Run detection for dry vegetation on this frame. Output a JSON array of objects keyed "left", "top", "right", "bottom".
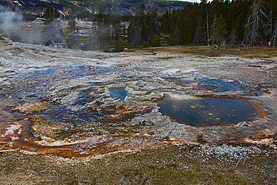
[
  {"left": 141, "top": 46, "right": 277, "bottom": 58},
  {"left": 0, "top": 144, "right": 275, "bottom": 184}
]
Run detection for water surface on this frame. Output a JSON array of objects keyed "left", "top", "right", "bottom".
[
  {"left": 158, "top": 93, "right": 257, "bottom": 127},
  {"left": 109, "top": 87, "right": 127, "bottom": 101}
]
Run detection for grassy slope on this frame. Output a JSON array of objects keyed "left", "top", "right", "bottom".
[{"left": 0, "top": 144, "right": 275, "bottom": 184}]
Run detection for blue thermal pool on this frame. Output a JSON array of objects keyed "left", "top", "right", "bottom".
[
  {"left": 158, "top": 93, "right": 257, "bottom": 127},
  {"left": 109, "top": 87, "right": 128, "bottom": 101}
]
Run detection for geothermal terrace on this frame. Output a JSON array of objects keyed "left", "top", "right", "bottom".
[{"left": 0, "top": 35, "right": 276, "bottom": 183}]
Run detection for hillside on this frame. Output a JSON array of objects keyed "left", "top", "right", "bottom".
[{"left": 0, "top": 0, "right": 191, "bottom": 16}]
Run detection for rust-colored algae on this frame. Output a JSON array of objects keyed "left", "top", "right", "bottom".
[
  {"left": 0, "top": 100, "right": 177, "bottom": 158},
  {"left": 248, "top": 99, "right": 268, "bottom": 120},
  {"left": 0, "top": 101, "right": 33, "bottom": 142},
  {"left": 218, "top": 130, "right": 276, "bottom": 149},
  {"left": 3, "top": 134, "right": 181, "bottom": 158},
  {"left": 0, "top": 95, "right": 273, "bottom": 159},
  {"left": 11, "top": 102, "right": 50, "bottom": 113}
]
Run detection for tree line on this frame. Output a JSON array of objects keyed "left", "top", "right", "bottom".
[
  {"left": 128, "top": 0, "right": 277, "bottom": 48},
  {"left": 40, "top": 0, "right": 277, "bottom": 50}
]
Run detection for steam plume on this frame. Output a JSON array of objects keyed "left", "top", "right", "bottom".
[
  {"left": 0, "top": 5, "right": 23, "bottom": 38},
  {"left": 0, "top": 5, "right": 63, "bottom": 45}
]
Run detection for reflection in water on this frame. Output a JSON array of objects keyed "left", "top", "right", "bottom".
[
  {"left": 173, "top": 78, "right": 244, "bottom": 92},
  {"left": 158, "top": 93, "right": 257, "bottom": 127},
  {"left": 109, "top": 87, "right": 127, "bottom": 100}
]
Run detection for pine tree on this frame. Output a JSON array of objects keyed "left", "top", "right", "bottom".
[
  {"left": 42, "top": 6, "right": 61, "bottom": 24},
  {"left": 147, "top": 9, "right": 159, "bottom": 44},
  {"left": 214, "top": 15, "right": 228, "bottom": 47},
  {"left": 128, "top": 17, "right": 142, "bottom": 47},
  {"left": 66, "top": 18, "right": 80, "bottom": 49},
  {"left": 194, "top": 21, "right": 203, "bottom": 45},
  {"left": 42, "top": 6, "right": 63, "bottom": 46},
  {"left": 152, "top": 34, "right": 161, "bottom": 47}
]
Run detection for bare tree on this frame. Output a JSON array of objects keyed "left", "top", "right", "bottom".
[
  {"left": 229, "top": 28, "right": 238, "bottom": 46},
  {"left": 210, "top": 16, "right": 216, "bottom": 45},
  {"left": 206, "top": 5, "right": 210, "bottom": 46},
  {"left": 272, "top": 17, "right": 277, "bottom": 47},
  {"left": 200, "top": 0, "right": 210, "bottom": 46},
  {"left": 244, "top": 0, "right": 269, "bottom": 46},
  {"left": 269, "top": 0, "right": 273, "bottom": 46}
]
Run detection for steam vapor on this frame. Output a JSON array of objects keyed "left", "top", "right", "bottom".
[
  {"left": 0, "top": 5, "right": 23, "bottom": 38},
  {"left": 0, "top": 5, "right": 63, "bottom": 45}
]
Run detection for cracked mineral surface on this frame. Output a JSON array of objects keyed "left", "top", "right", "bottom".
[{"left": 0, "top": 35, "right": 276, "bottom": 183}]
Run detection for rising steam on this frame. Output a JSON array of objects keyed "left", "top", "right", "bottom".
[
  {"left": 0, "top": 5, "right": 63, "bottom": 45},
  {"left": 0, "top": 6, "right": 23, "bottom": 38}
]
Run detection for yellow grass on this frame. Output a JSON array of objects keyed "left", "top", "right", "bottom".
[{"left": 141, "top": 45, "right": 277, "bottom": 57}]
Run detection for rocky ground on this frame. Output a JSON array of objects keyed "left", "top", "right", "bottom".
[{"left": 0, "top": 35, "right": 276, "bottom": 184}]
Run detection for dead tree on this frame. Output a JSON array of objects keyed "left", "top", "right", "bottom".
[
  {"left": 244, "top": 0, "right": 269, "bottom": 46},
  {"left": 272, "top": 17, "right": 277, "bottom": 47},
  {"left": 210, "top": 16, "right": 216, "bottom": 45}
]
